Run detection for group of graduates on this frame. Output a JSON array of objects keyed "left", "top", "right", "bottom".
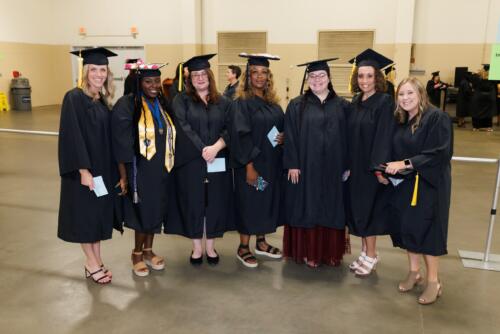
[
  {"left": 454, "top": 65, "right": 499, "bottom": 130},
  {"left": 57, "top": 47, "right": 452, "bottom": 306},
  {"left": 426, "top": 66, "right": 499, "bottom": 131}
]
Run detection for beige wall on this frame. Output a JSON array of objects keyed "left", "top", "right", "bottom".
[{"left": 0, "top": 42, "right": 72, "bottom": 108}]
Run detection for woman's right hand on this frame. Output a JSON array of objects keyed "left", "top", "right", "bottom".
[
  {"left": 79, "top": 169, "right": 94, "bottom": 191},
  {"left": 246, "top": 163, "right": 259, "bottom": 186},
  {"left": 376, "top": 174, "right": 389, "bottom": 185},
  {"left": 288, "top": 169, "right": 300, "bottom": 184}
]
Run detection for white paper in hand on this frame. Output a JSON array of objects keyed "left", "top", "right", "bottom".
[
  {"left": 207, "top": 158, "right": 226, "bottom": 173},
  {"left": 388, "top": 177, "right": 404, "bottom": 187},
  {"left": 267, "top": 126, "right": 279, "bottom": 147},
  {"left": 93, "top": 176, "right": 109, "bottom": 197}
]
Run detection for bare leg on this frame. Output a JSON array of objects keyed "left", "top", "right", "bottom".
[
  {"left": 82, "top": 243, "right": 110, "bottom": 283},
  {"left": 192, "top": 239, "right": 203, "bottom": 258},
  {"left": 91, "top": 241, "right": 111, "bottom": 278},
  {"left": 365, "top": 236, "right": 377, "bottom": 258},
  {"left": 205, "top": 238, "right": 217, "bottom": 257},
  {"left": 237, "top": 234, "right": 257, "bottom": 265},
  {"left": 423, "top": 254, "right": 439, "bottom": 283}
]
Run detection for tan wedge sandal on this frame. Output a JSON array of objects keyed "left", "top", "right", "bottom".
[
  {"left": 131, "top": 250, "right": 150, "bottom": 277},
  {"left": 398, "top": 271, "right": 424, "bottom": 292},
  {"left": 418, "top": 281, "right": 442, "bottom": 305},
  {"left": 143, "top": 248, "right": 165, "bottom": 271}
]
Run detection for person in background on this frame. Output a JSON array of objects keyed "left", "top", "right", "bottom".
[
  {"left": 282, "top": 57, "right": 349, "bottom": 268},
  {"left": 386, "top": 77, "right": 452, "bottom": 305},
  {"left": 58, "top": 47, "right": 121, "bottom": 284},
  {"left": 167, "top": 62, "right": 189, "bottom": 106},
  {"left": 456, "top": 71, "right": 473, "bottom": 128},
  {"left": 223, "top": 65, "right": 241, "bottom": 99},
  {"left": 384, "top": 65, "right": 396, "bottom": 100},
  {"left": 123, "top": 58, "right": 140, "bottom": 96},
  {"left": 471, "top": 64, "right": 496, "bottom": 131},
  {"left": 231, "top": 53, "right": 284, "bottom": 268},
  {"left": 426, "top": 71, "right": 447, "bottom": 108}
]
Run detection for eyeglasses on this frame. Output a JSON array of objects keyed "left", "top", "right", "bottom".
[
  {"left": 191, "top": 72, "right": 208, "bottom": 79},
  {"left": 308, "top": 73, "right": 328, "bottom": 80}
]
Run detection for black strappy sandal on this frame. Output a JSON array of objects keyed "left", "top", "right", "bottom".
[
  {"left": 85, "top": 267, "right": 111, "bottom": 284},
  {"left": 255, "top": 237, "right": 282, "bottom": 259},
  {"left": 236, "top": 244, "right": 258, "bottom": 268}
]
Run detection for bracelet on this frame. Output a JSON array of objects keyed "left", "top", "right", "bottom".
[{"left": 374, "top": 171, "right": 382, "bottom": 176}]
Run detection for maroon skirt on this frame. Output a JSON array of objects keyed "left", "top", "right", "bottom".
[{"left": 283, "top": 225, "right": 347, "bottom": 266}]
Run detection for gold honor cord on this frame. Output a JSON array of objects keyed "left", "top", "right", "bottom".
[
  {"left": 411, "top": 173, "right": 419, "bottom": 207},
  {"left": 163, "top": 111, "right": 176, "bottom": 172},
  {"left": 138, "top": 99, "right": 157, "bottom": 160}
]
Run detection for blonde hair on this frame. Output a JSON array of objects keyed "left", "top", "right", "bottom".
[
  {"left": 81, "top": 64, "right": 115, "bottom": 107},
  {"left": 394, "top": 77, "right": 430, "bottom": 133},
  {"left": 235, "top": 66, "right": 280, "bottom": 105}
]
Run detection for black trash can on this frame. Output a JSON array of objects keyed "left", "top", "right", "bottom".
[{"left": 11, "top": 77, "right": 32, "bottom": 111}]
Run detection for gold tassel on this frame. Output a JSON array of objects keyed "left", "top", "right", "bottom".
[
  {"left": 387, "top": 65, "right": 395, "bottom": 83},
  {"left": 411, "top": 173, "right": 419, "bottom": 206},
  {"left": 77, "top": 50, "right": 83, "bottom": 88},
  {"left": 348, "top": 58, "right": 356, "bottom": 94},
  {"left": 177, "top": 63, "right": 183, "bottom": 92}
]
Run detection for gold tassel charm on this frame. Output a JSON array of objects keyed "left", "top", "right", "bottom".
[
  {"left": 411, "top": 173, "right": 419, "bottom": 207},
  {"left": 77, "top": 50, "right": 83, "bottom": 88}
]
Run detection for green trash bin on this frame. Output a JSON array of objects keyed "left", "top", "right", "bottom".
[{"left": 11, "top": 77, "right": 32, "bottom": 111}]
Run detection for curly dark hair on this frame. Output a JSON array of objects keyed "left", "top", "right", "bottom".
[{"left": 349, "top": 65, "right": 387, "bottom": 94}]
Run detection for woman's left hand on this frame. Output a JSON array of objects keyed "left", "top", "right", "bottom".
[
  {"left": 202, "top": 145, "right": 219, "bottom": 163},
  {"left": 275, "top": 132, "right": 284, "bottom": 145},
  {"left": 116, "top": 178, "right": 128, "bottom": 196},
  {"left": 385, "top": 161, "right": 406, "bottom": 175}
]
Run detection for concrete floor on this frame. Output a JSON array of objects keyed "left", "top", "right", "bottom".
[{"left": 1, "top": 105, "right": 500, "bottom": 334}]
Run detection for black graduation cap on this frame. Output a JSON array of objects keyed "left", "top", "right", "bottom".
[
  {"left": 348, "top": 48, "right": 393, "bottom": 70},
  {"left": 126, "top": 58, "right": 140, "bottom": 64},
  {"left": 384, "top": 66, "right": 396, "bottom": 75},
  {"left": 239, "top": 53, "right": 280, "bottom": 67},
  {"left": 70, "top": 47, "right": 117, "bottom": 65},
  {"left": 137, "top": 63, "right": 167, "bottom": 78},
  {"left": 184, "top": 54, "right": 216, "bottom": 72},
  {"left": 431, "top": 71, "right": 440, "bottom": 77},
  {"left": 483, "top": 64, "right": 490, "bottom": 71},
  {"left": 297, "top": 58, "right": 339, "bottom": 94}
]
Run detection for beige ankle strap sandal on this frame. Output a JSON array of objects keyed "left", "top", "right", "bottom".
[{"left": 131, "top": 250, "right": 150, "bottom": 277}]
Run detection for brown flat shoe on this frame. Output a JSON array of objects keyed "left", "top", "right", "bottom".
[
  {"left": 398, "top": 271, "right": 424, "bottom": 292},
  {"left": 418, "top": 281, "right": 442, "bottom": 305}
]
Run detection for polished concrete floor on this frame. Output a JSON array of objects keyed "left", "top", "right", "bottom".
[{"left": 1, "top": 105, "right": 500, "bottom": 334}]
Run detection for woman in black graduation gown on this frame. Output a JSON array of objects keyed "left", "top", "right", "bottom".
[
  {"left": 112, "top": 63, "right": 175, "bottom": 276},
  {"left": 168, "top": 54, "right": 233, "bottom": 265},
  {"left": 456, "top": 72, "right": 473, "bottom": 127},
  {"left": 426, "top": 71, "right": 447, "bottom": 108},
  {"left": 345, "top": 49, "right": 396, "bottom": 276},
  {"left": 471, "top": 67, "right": 496, "bottom": 131},
  {"left": 282, "top": 58, "right": 349, "bottom": 268},
  {"left": 385, "top": 77, "right": 452, "bottom": 305},
  {"left": 58, "top": 47, "right": 120, "bottom": 284},
  {"left": 231, "top": 53, "right": 284, "bottom": 268}
]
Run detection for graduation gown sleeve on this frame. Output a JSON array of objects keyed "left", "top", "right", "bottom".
[
  {"left": 111, "top": 95, "right": 135, "bottom": 164},
  {"left": 408, "top": 110, "right": 453, "bottom": 187},
  {"left": 283, "top": 99, "right": 300, "bottom": 169},
  {"left": 369, "top": 95, "right": 395, "bottom": 169},
  {"left": 58, "top": 90, "right": 92, "bottom": 176},
  {"left": 230, "top": 99, "right": 261, "bottom": 166},
  {"left": 172, "top": 93, "right": 205, "bottom": 151}
]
